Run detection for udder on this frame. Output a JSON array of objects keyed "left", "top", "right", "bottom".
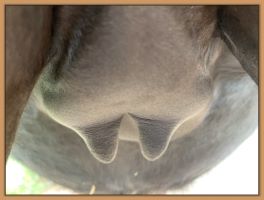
[{"left": 34, "top": 6, "right": 217, "bottom": 163}]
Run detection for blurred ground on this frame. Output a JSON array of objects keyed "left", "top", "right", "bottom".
[
  {"left": 6, "top": 129, "right": 258, "bottom": 195},
  {"left": 6, "top": 158, "right": 76, "bottom": 194}
]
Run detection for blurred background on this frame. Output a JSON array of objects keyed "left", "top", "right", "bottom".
[
  {"left": 6, "top": 129, "right": 258, "bottom": 195},
  {"left": 6, "top": 157, "right": 76, "bottom": 194}
]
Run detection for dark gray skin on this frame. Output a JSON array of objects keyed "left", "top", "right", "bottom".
[
  {"left": 7, "top": 6, "right": 258, "bottom": 194},
  {"left": 5, "top": 6, "right": 52, "bottom": 160}
]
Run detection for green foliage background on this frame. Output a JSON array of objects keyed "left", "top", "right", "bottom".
[{"left": 6, "top": 157, "right": 54, "bottom": 194}]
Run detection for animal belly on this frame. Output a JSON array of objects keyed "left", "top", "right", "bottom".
[{"left": 11, "top": 73, "right": 257, "bottom": 194}]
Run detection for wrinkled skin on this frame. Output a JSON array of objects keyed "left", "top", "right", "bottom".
[{"left": 7, "top": 6, "right": 258, "bottom": 194}]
